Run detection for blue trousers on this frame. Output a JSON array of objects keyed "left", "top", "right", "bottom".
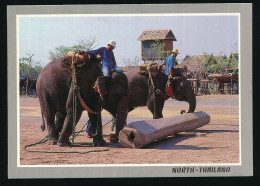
[
  {"left": 86, "top": 113, "right": 92, "bottom": 134},
  {"left": 102, "top": 65, "right": 123, "bottom": 77}
]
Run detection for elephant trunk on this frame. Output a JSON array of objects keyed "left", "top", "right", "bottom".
[
  {"left": 108, "top": 95, "right": 129, "bottom": 143},
  {"left": 187, "top": 91, "right": 196, "bottom": 113}
]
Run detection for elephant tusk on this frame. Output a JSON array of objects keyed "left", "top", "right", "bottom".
[
  {"left": 78, "top": 97, "right": 99, "bottom": 114},
  {"left": 75, "top": 87, "right": 99, "bottom": 114}
]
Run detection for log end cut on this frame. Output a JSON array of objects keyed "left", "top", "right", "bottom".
[{"left": 119, "top": 127, "right": 146, "bottom": 149}]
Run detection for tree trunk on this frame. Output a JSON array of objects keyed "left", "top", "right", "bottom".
[
  {"left": 119, "top": 111, "right": 210, "bottom": 148},
  {"left": 25, "top": 78, "right": 29, "bottom": 95}
]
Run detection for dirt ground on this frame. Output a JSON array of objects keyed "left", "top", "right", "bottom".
[{"left": 20, "top": 95, "right": 239, "bottom": 165}]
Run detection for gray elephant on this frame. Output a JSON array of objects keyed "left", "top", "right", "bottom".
[
  {"left": 125, "top": 67, "right": 196, "bottom": 119},
  {"left": 37, "top": 54, "right": 108, "bottom": 147}
]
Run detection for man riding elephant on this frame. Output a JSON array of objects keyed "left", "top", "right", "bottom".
[
  {"left": 87, "top": 40, "right": 123, "bottom": 76},
  {"left": 162, "top": 48, "right": 179, "bottom": 78},
  {"left": 85, "top": 40, "right": 125, "bottom": 138}
]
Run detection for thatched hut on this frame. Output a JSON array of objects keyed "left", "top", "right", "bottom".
[
  {"left": 138, "top": 29, "right": 177, "bottom": 61},
  {"left": 177, "top": 55, "right": 210, "bottom": 79},
  {"left": 177, "top": 55, "right": 239, "bottom": 95},
  {"left": 208, "top": 73, "right": 238, "bottom": 94}
]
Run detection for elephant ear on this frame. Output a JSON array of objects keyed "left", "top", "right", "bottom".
[
  {"left": 99, "top": 76, "right": 113, "bottom": 89},
  {"left": 104, "top": 76, "right": 113, "bottom": 89}
]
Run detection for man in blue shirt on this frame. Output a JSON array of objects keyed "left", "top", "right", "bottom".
[
  {"left": 162, "top": 48, "right": 179, "bottom": 78},
  {"left": 88, "top": 40, "right": 123, "bottom": 77}
]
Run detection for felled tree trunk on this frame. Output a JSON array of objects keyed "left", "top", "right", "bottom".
[{"left": 119, "top": 111, "right": 210, "bottom": 148}]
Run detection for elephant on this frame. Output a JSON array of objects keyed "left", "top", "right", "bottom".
[
  {"left": 125, "top": 67, "right": 196, "bottom": 119},
  {"left": 36, "top": 54, "right": 108, "bottom": 147},
  {"left": 92, "top": 71, "right": 128, "bottom": 143}
]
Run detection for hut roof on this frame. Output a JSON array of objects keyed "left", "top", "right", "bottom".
[
  {"left": 138, "top": 29, "right": 177, "bottom": 41},
  {"left": 176, "top": 55, "right": 210, "bottom": 73},
  {"left": 208, "top": 73, "right": 238, "bottom": 82}
]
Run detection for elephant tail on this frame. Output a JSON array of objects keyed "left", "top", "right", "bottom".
[
  {"left": 187, "top": 91, "right": 196, "bottom": 113},
  {"left": 40, "top": 109, "right": 46, "bottom": 131}
]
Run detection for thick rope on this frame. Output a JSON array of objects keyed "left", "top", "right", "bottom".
[
  {"left": 71, "top": 54, "right": 78, "bottom": 147},
  {"left": 24, "top": 119, "right": 113, "bottom": 154},
  {"left": 147, "top": 67, "right": 157, "bottom": 119}
]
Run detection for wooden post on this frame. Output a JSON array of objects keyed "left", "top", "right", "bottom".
[
  {"left": 231, "top": 78, "right": 233, "bottom": 95},
  {"left": 194, "top": 80, "right": 198, "bottom": 95},
  {"left": 119, "top": 111, "right": 210, "bottom": 148}
]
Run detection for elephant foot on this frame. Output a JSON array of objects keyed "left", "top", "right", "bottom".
[
  {"left": 108, "top": 134, "right": 119, "bottom": 143},
  {"left": 57, "top": 139, "right": 71, "bottom": 147},
  {"left": 92, "top": 138, "right": 106, "bottom": 147},
  {"left": 48, "top": 139, "right": 58, "bottom": 145},
  {"left": 47, "top": 136, "right": 58, "bottom": 145}
]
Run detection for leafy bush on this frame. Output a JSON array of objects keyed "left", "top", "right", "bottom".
[{"left": 208, "top": 88, "right": 218, "bottom": 95}]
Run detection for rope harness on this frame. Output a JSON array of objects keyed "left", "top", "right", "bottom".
[
  {"left": 71, "top": 54, "right": 78, "bottom": 147},
  {"left": 24, "top": 52, "right": 109, "bottom": 154},
  {"left": 147, "top": 66, "right": 158, "bottom": 119},
  {"left": 24, "top": 119, "right": 112, "bottom": 154}
]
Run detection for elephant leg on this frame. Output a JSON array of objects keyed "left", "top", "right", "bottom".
[
  {"left": 58, "top": 85, "right": 83, "bottom": 147},
  {"left": 89, "top": 111, "right": 106, "bottom": 147},
  {"left": 38, "top": 92, "right": 58, "bottom": 144},
  {"left": 108, "top": 95, "right": 128, "bottom": 143},
  {"left": 115, "top": 95, "right": 128, "bottom": 141},
  {"left": 46, "top": 114, "right": 59, "bottom": 145},
  {"left": 147, "top": 94, "right": 164, "bottom": 119},
  {"left": 55, "top": 111, "right": 66, "bottom": 134},
  {"left": 58, "top": 106, "right": 83, "bottom": 147}
]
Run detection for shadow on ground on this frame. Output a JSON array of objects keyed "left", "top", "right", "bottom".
[
  {"left": 61, "top": 129, "right": 238, "bottom": 150},
  {"left": 142, "top": 129, "right": 237, "bottom": 150}
]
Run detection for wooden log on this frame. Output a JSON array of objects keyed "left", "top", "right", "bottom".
[{"left": 119, "top": 111, "right": 210, "bottom": 148}]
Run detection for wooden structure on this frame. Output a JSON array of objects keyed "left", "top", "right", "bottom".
[
  {"left": 119, "top": 111, "right": 210, "bottom": 148},
  {"left": 198, "top": 79, "right": 209, "bottom": 95},
  {"left": 138, "top": 29, "right": 177, "bottom": 61},
  {"left": 208, "top": 73, "right": 238, "bottom": 94},
  {"left": 187, "top": 79, "right": 199, "bottom": 95}
]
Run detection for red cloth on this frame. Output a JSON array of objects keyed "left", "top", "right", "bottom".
[{"left": 165, "top": 86, "right": 173, "bottom": 97}]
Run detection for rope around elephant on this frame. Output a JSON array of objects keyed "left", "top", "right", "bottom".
[
  {"left": 24, "top": 52, "right": 109, "bottom": 154},
  {"left": 147, "top": 66, "right": 158, "bottom": 119},
  {"left": 24, "top": 119, "right": 112, "bottom": 154}
]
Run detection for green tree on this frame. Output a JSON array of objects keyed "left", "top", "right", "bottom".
[
  {"left": 19, "top": 53, "right": 42, "bottom": 95},
  {"left": 34, "top": 65, "right": 43, "bottom": 77},
  {"left": 205, "top": 53, "right": 238, "bottom": 74},
  {"left": 150, "top": 39, "right": 171, "bottom": 62},
  {"left": 48, "top": 36, "right": 97, "bottom": 61}
]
